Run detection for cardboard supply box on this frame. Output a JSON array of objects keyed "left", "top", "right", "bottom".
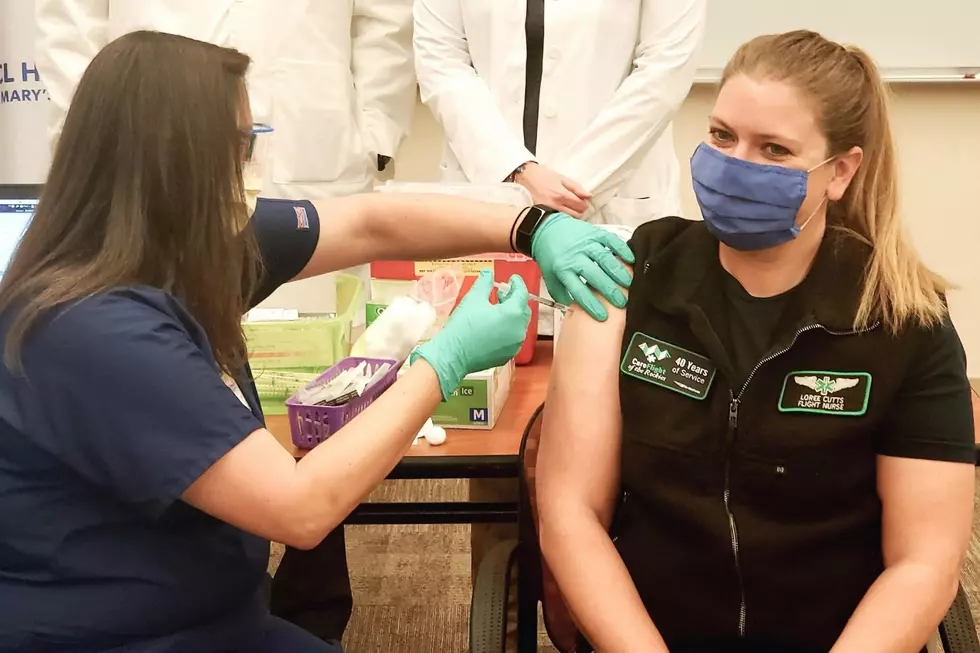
[
  {"left": 399, "top": 358, "right": 515, "bottom": 430},
  {"left": 370, "top": 256, "right": 542, "bottom": 364},
  {"left": 245, "top": 274, "right": 363, "bottom": 415}
]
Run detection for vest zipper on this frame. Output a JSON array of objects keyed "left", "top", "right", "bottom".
[
  {"left": 722, "top": 320, "right": 879, "bottom": 637},
  {"left": 723, "top": 398, "right": 746, "bottom": 635}
]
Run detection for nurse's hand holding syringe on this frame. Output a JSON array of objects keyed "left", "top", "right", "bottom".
[{"left": 494, "top": 281, "right": 568, "bottom": 313}]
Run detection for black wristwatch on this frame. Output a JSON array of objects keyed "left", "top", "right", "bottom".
[{"left": 512, "top": 204, "right": 559, "bottom": 256}]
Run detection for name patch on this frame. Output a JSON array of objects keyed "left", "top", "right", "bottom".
[
  {"left": 620, "top": 332, "right": 716, "bottom": 401},
  {"left": 778, "top": 371, "right": 872, "bottom": 416}
]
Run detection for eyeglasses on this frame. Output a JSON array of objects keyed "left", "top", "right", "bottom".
[{"left": 244, "top": 123, "right": 274, "bottom": 162}]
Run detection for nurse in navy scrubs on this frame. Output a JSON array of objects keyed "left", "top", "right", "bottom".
[{"left": 0, "top": 32, "right": 633, "bottom": 653}]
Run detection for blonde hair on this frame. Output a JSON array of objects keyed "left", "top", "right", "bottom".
[{"left": 721, "top": 30, "right": 948, "bottom": 333}]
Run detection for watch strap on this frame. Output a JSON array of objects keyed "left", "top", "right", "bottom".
[{"left": 514, "top": 205, "right": 558, "bottom": 256}]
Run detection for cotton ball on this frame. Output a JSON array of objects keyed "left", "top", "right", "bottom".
[
  {"left": 413, "top": 418, "right": 434, "bottom": 446},
  {"left": 423, "top": 425, "right": 447, "bottom": 446}
]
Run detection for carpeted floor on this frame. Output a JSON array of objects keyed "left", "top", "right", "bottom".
[
  {"left": 342, "top": 479, "right": 475, "bottom": 653},
  {"left": 269, "top": 477, "right": 556, "bottom": 653},
  {"left": 272, "top": 461, "right": 980, "bottom": 652}
]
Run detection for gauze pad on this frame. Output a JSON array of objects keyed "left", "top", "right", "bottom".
[{"left": 350, "top": 296, "right": 437, "bottom": 362}]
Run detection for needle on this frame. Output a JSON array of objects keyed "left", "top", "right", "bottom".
[{"left": 494, "top": 281, "right": 568, "bottom": 313}]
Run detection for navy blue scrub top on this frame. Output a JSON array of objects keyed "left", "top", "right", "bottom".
[{"left": 0, "top": 198, "right": 320, "bottom": 652}]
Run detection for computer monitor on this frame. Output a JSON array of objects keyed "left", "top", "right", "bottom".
[{"left": 0, "top": 194, "right": 38, "bottom": 282}]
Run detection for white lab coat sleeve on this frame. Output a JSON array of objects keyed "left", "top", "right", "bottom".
[
  {"left": 556, "top": 0, "right": 706, "bottom": 210},
  {"left": 413, "top": 0, "right": 535, "bottom": 183},
  {"left": 351, "top": 0, "right": 418, "bottom": 161},
  {"left": 34, "top": 0, "right": 110, "bottom": 150}
]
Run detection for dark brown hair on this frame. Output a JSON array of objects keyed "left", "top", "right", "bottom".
[
  {"left": 0, "top": 31, "right": 261, "bottom": 374},
  {"left": 722, "top": 30, "right": 947, "bottom": 332}
]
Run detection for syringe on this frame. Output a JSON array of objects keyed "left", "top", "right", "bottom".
[{"left": 494, "top": 281, "right": 568, "bottom": 313}]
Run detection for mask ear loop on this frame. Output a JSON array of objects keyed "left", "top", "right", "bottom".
[
  {"left": 806, "top": 155, "right": 836, "bottom": 173},
  {"left": 798, "top": 155, "right": 838, "bottom": 231},
  {"left": 798, "top": 195, "right": 828, "bottom": 231}
]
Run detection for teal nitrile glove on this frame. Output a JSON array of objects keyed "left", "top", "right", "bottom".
[
  {"left": 411, "top": 270, "right": 531, "bottom": 400},
  {"left": 530, "top": 213, "right": 635, "bottom": 321}
]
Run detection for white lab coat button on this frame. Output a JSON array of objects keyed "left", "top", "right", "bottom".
[
  {"left": 543, "top": 105, "right": 557, "bottom": 118},
  {"left": 548, "top": 47, "right": 561, "bottom": 61}
]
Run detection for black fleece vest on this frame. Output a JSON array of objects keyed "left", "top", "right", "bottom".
[{"left": 614, "top": 218, "right": 921, "bottom": 652}]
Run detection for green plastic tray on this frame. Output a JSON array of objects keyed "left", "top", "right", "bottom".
[{"left": 245, "top": 274, "right": 363, "bottom": 415}]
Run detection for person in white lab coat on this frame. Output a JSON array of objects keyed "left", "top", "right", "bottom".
[
  {"left": 37, "top": 0, "right": 415, "bottom": 200},
  {"left": 414, "top": 0, "right": 706, "bottom": 228},
  {"left": 34, "top": 0, "right": 417, "bottom": 645},
  {"left": 35, "top": 0, "right": 415, "bottom": 321},
  {"left": 414, "top": 0, "right": 705, "bottom": 337}
]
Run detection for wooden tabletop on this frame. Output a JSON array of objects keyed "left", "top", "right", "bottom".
[{"left": 268, "top": 342, "right": 553, "bottom": 459}]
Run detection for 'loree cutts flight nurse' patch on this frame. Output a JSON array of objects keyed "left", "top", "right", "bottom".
[{"left": 778, "top": 371, "right": 872, "bottom": 416}]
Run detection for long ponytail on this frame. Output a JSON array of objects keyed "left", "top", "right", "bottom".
[{"left": 840, "top": 47, "right": 948, "bottom": 331}]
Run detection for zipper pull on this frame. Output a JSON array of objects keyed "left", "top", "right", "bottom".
[{"left": 728, "top": 398, "right": 739, "bottom": 429}]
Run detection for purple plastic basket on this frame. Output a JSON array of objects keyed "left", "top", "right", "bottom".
[{"left": 286, "top": 357, "right": 400, "bottom": 449}]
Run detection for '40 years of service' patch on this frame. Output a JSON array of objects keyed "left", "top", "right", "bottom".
[
  {"left": 620, "top": 332, "right": 716, "bottom": 400},
  {"left": 778, "top": 371, "right": 872, "bottom": 416}
]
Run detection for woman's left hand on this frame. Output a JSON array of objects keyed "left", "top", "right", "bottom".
[{"left": 531, "top": 212, "right": 634, "bottom": 321}]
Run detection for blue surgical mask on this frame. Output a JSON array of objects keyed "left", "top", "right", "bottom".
[{"left": 691, "top": 143, "right": 832, "bottom": 251}]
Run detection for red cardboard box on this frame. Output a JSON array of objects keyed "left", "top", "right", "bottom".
[{"left": 370, "top": 254, "right": 541, "bottom": 365}]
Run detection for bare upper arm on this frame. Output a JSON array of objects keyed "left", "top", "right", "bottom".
[
  {"left": 877, "top": 455, "right": 974, "bottom": 571},
  {"left": 875, "top": 322, "right": 976, "bottom": 571},
  {"left": 290, "top": 196, "right": 375, "bottom": 280},
  {"left": 182, "top": 428, "right": 310, "bottom": 547},
  {"left": 537, "top": 291, "right": 628, "bottom": 529}
]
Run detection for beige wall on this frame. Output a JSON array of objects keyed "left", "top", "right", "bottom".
[{"left": 394, "top": 85, "right": 980, "bottom": 377}]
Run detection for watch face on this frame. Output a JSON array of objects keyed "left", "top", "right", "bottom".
[
  {"left": 519, "top": 207, "right": 544, "bottom": 234},
  {"left": 515, "top": 206, "right": 548, "bottom": 255}
]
